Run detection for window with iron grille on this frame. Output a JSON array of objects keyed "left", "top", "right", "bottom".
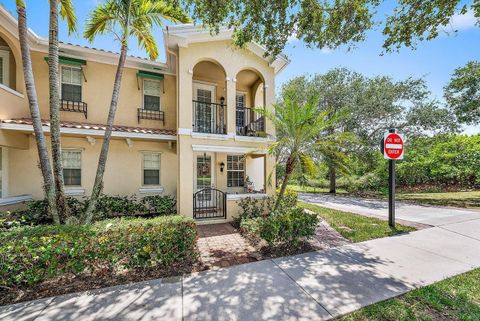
[
  {"left": 143, "top": 79, "right": 161, "bottom": 111},
  {"left": 61, "top": 66, "right": 82, "bottom": 102},
  {"left": 143, "top": 153, "right": 161, "bottom": 185},
  {"left": 62, "top": 150, "right": 81, "bottom": 186},
  {"left": 227, "top": 155, "right": 245, "bottom": 187}
]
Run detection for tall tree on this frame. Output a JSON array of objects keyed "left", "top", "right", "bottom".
[
  {"left": 444, "top": 61, "right": 480, "bottom": 126},
  {"left": 259, "top": 94, "right": 338, "bottom": 210},
  {"left": 280, "top": 70, "right": 457, "bottom": 193},
  {"left": 82, "top": 0, "right": 190, "bottom": 224},
  {"left": 382, "top": 0, "right": 479, "bottom": 52},
  {"left": 48, "top": 0, "right": 77, "bottom": 222},
  {"left": 16, "top": 0, "right": 59, "bottom": 223}
]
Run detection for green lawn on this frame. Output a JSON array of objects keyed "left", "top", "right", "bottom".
[
  {"left": 288, "top": 184, "right": 347, "bottom": 194},
  {"left": 299, "top": 202, "right": 415, "bottom": 243},
  {"left": 397, "top": 191, "right": 480, "bottom": 208},
  {"left": 340, "top": 268, "right": 480, "bottom": 321}
]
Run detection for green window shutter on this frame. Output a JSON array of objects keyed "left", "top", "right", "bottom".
[
  {"left": 44, "top": 56, "right": 87, "bottom": 66},
  {"left": 137, "top": 70, "right": 164, "bottom": 80}
]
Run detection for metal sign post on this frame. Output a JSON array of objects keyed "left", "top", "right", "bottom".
[{"left": 382, "top": 129, "right": 405, "bottom": 228}]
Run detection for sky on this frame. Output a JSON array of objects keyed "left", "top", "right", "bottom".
[{"left": 2, "top": 0, "right": 479, "bottom": 133}]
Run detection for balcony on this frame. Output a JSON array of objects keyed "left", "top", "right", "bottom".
[
  {"left": 60, "top": 100, "right": 87, "bottom": 118},
  {"left": 236, "top": 107, "right": 265, "bottom": 136},
  {"left": 192, "top": 100, "right": 226, "bottom": 135},
  {"left": 137, "top": 108, "right": 165, "bottom": 125}
]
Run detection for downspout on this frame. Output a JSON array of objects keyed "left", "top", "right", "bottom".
[{"left": 165, "top": 26, "right": 181, "bottom": 212}]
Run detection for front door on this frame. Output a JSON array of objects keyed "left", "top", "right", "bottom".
[
  {"left": 193, "top": 83, "right": 215, "bottom": 133},
  {"left": 195, "top": 152, "right": 214, "bottom": 196}
]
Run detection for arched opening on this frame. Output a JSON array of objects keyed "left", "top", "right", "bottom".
[
  {"left": 235, "top": 69, "right": 265, "bottom": 136},
  {"left": 192, "top": 60, "right": 227, "bottom": 134},
  {"left": 0, "top": 35, "right": 17, "bottom": 91}
]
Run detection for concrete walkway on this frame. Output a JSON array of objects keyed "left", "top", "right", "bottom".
[
  {"left": 2, "top": 218, "right": 480, "bottom": 321},
  {"left": 300, "top": 193, "right": 480, "bottom": 226}
]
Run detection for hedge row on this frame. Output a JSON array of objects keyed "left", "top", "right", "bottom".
[{"left": 0, "top": 215, "right": 197, "bottom": 287}]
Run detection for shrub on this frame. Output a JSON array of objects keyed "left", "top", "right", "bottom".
[
  {"left": 93, "top": 195, "right": 145, "bottom": 219},
  {"left": 240, "top": 207, "right": 319, "bottom": 248},
  {"left": 0, "top": 215, "right": 197, "bottom": 287},
  {"left": 141, "top": 195, "right": 177, "bottom": 215}
]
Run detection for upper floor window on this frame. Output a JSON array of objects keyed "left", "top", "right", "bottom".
[
  {"left": 62, "top": 150, "right": 82, "bottom": 186},
  {"left": 143, "top": 79, "right": 161, "bottom": 111},
  {"left": 143, "top": 152, "right": 161, "bottom": 185},
  {"left": 227, "top": 155, "right": 245, "bottom": 188},
  {"left": 61, "top": 66, "right": 82, "bottom": 102},
  {"left": 0, "top": 49, "right": 10, "bottom": 87}
]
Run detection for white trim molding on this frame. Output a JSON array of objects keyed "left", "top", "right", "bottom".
[
  {"left": 192, "top": 144, "right": 266, "bottom": 154},
  {"left": 234, "top": 135, "right": 274, "bottom": 143},
  {"left": 191, "top": 132, "right": 231, "bottom": 140},
  {"left": 0, "top": 194, "right": 32, "bottom": 206},
  {"left": 0, "top": 123, "right": 177, "bottom": 141},
  {"left": 0, "top": 83, "right": 24, "bottom": 98},
  {"left": 65, "top": 187, "right": 85, "bottom": 196},
  {"left": 139, "top": 186, "right": 164, "bottom": 194},
  {"left": 226, "top": 193, "right": 268, "bottom": 201}
]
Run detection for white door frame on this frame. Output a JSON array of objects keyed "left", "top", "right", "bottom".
[
  {"left": 193, "top": 152, "right": 216, "bottom": 192},
  {"left": 0, "top": 49, "right": 10, "bottom": 87}
]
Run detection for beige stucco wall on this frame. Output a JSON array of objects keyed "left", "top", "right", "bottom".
[
  {"left": 29, "top": 51, "right": 177, "bottom": 130},
  {"left": 7, "top": 134, "right": 177, "bottom": 199}
]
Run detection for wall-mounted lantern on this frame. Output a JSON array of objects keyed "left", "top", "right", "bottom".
[
  {"left": 220, "top": 96, "right": 225, "bottom": 106},
  {"left": 220, "top": 162, "right": 225, "bottom": 172}
]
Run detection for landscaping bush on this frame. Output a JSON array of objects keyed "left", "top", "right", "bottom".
[
  {"left": 3, "top": 194, "right": 178, "bottom": 227},
  {"left": 240, "top": 207, "right": 319, "bottom": 248},
  {"left": 0, "top": 215, "right": 197, "bottom": 287},
  {"left": 141, "top": 195, "right": 177, "bottom": 215}
]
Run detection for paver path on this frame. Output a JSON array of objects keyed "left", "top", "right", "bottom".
[
  {"left": 2, "top": 218, "right": 480, "bottom": 321},
  {"left": 300, "top": 193, "right": 480, "bottom": 226}
]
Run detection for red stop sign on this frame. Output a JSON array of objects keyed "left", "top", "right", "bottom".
[{"left": 384, "top": 133, "right": 404, "bottom": 160}]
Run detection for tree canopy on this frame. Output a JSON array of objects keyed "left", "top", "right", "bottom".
[{"left": 444, "top": 61, "right": 480, "bottom": 125}]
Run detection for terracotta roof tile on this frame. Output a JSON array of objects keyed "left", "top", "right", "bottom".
[{"left": 2, "top": 118, "right": 176, "bottom": 136}]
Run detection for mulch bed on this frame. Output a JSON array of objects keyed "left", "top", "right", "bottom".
[{"left": 0, "top": 261, "right": 199, "bottom": 306}]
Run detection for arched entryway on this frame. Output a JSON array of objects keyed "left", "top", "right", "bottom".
[
  {"left": 235, "top": 68, "right": 266, "bottom": 136},
  {"left": 192, "top": 60, "right": 227, "bottom": 134}
]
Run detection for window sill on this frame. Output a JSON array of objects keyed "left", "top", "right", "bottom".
[
  {"left": 65, "top": 187, "right": 85, "bottom": 196},
  {"left": 226, "top": 193, "right": 268, "bottom": 201},
  {"left": 0, "top": 195, "right": 32, "bottom": 206},
  {"left": 139, "top": 186, "right": 164, "bottom": 194}
]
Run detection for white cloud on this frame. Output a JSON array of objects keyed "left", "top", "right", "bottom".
[
  {"left": 287, "top": 32, "right": 298, "bottom": 43},
  {"left": 448, "top": 9, "right": 477, "bottom": 31}
]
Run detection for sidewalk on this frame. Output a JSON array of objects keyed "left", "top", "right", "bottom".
[{"left": 2, "top": 218, "right": 480, "bottom": 321}]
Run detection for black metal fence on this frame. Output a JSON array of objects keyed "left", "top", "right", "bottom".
[
  {"left": 236, "top": 107, "right": 265, "bottom": 136},
  {"left": 192, "top": 100, "right": 226, "bottom": 134},
  {"left": 138, "top": 108, "right": 165, "bottom": 125},
  {"left": 60, "top": 100, "right": 88, "bottom": 118},
  {"left": 193, "top": 188, "right": 227, "bottom": 220}
]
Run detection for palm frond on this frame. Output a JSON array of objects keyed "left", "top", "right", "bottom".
[{"left": 59, "top": 0, "right": 77, "bottom": 34}]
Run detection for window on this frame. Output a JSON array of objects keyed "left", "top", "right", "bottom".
[
  {"left": 227, "top": 155, "right": 245, "bottom": 187},
  {"left": 143, "top": 79, "right": 161, "bottom": 111},
  {"left": 61, "top": 66, "right": 82, "bottom": 102},
  {"left": 62, "top": 150, "right": 81, "bottom": 186},
  {"left": 0, "top": 50, "right": 10, "bottom": 87},
  {"left": 143, "top": 153, "right": 160, "bottom": 185},
  {"left": 236, "top": 93, "right": 246, "bottom": 128}
]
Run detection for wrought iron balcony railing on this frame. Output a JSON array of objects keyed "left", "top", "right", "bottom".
[
  {"left": 192, "top": 100, "right": 226, "bottom": 134},
  {"left": 60, "top": 100, "right": 87, "bottom": 118},
  {"left": 236, "top": 107, "right": 265, "bottom": 136},
  {"left": 137, "top": 108, "right": 165, "bottom": 125}
]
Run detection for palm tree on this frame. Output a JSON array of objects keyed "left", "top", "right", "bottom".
[
  {"left": 16, "top": 1, "right": 59, "bottom": 223},
  {"left": 48, "top": 0, "right": 77, "bottom": 221},
  {"left": 82, "top": 0, "right": 191, "bottom": 224},
  {"left": 259, "top": 94, "right": 339, "bottom": 210}
]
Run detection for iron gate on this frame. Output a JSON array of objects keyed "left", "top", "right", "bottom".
[{"left": 193, "top": 188, "right": 227, "bottom": 219}]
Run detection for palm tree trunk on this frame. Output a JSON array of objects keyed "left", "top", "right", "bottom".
[
  {"left": 17, "top": 4, "right": 60, "bottom": 224},
  {"left": 275, "top": 154, "right": 296, "bottom": 211},
  {"left": 49, "top": 0, "right": 69, "bottom": 222},
  {"left": 83, "top": 44, "right": 128, "bottom": 224},
  {"left": 328, "top": 165, "right": 336, "bottom": 194}
]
